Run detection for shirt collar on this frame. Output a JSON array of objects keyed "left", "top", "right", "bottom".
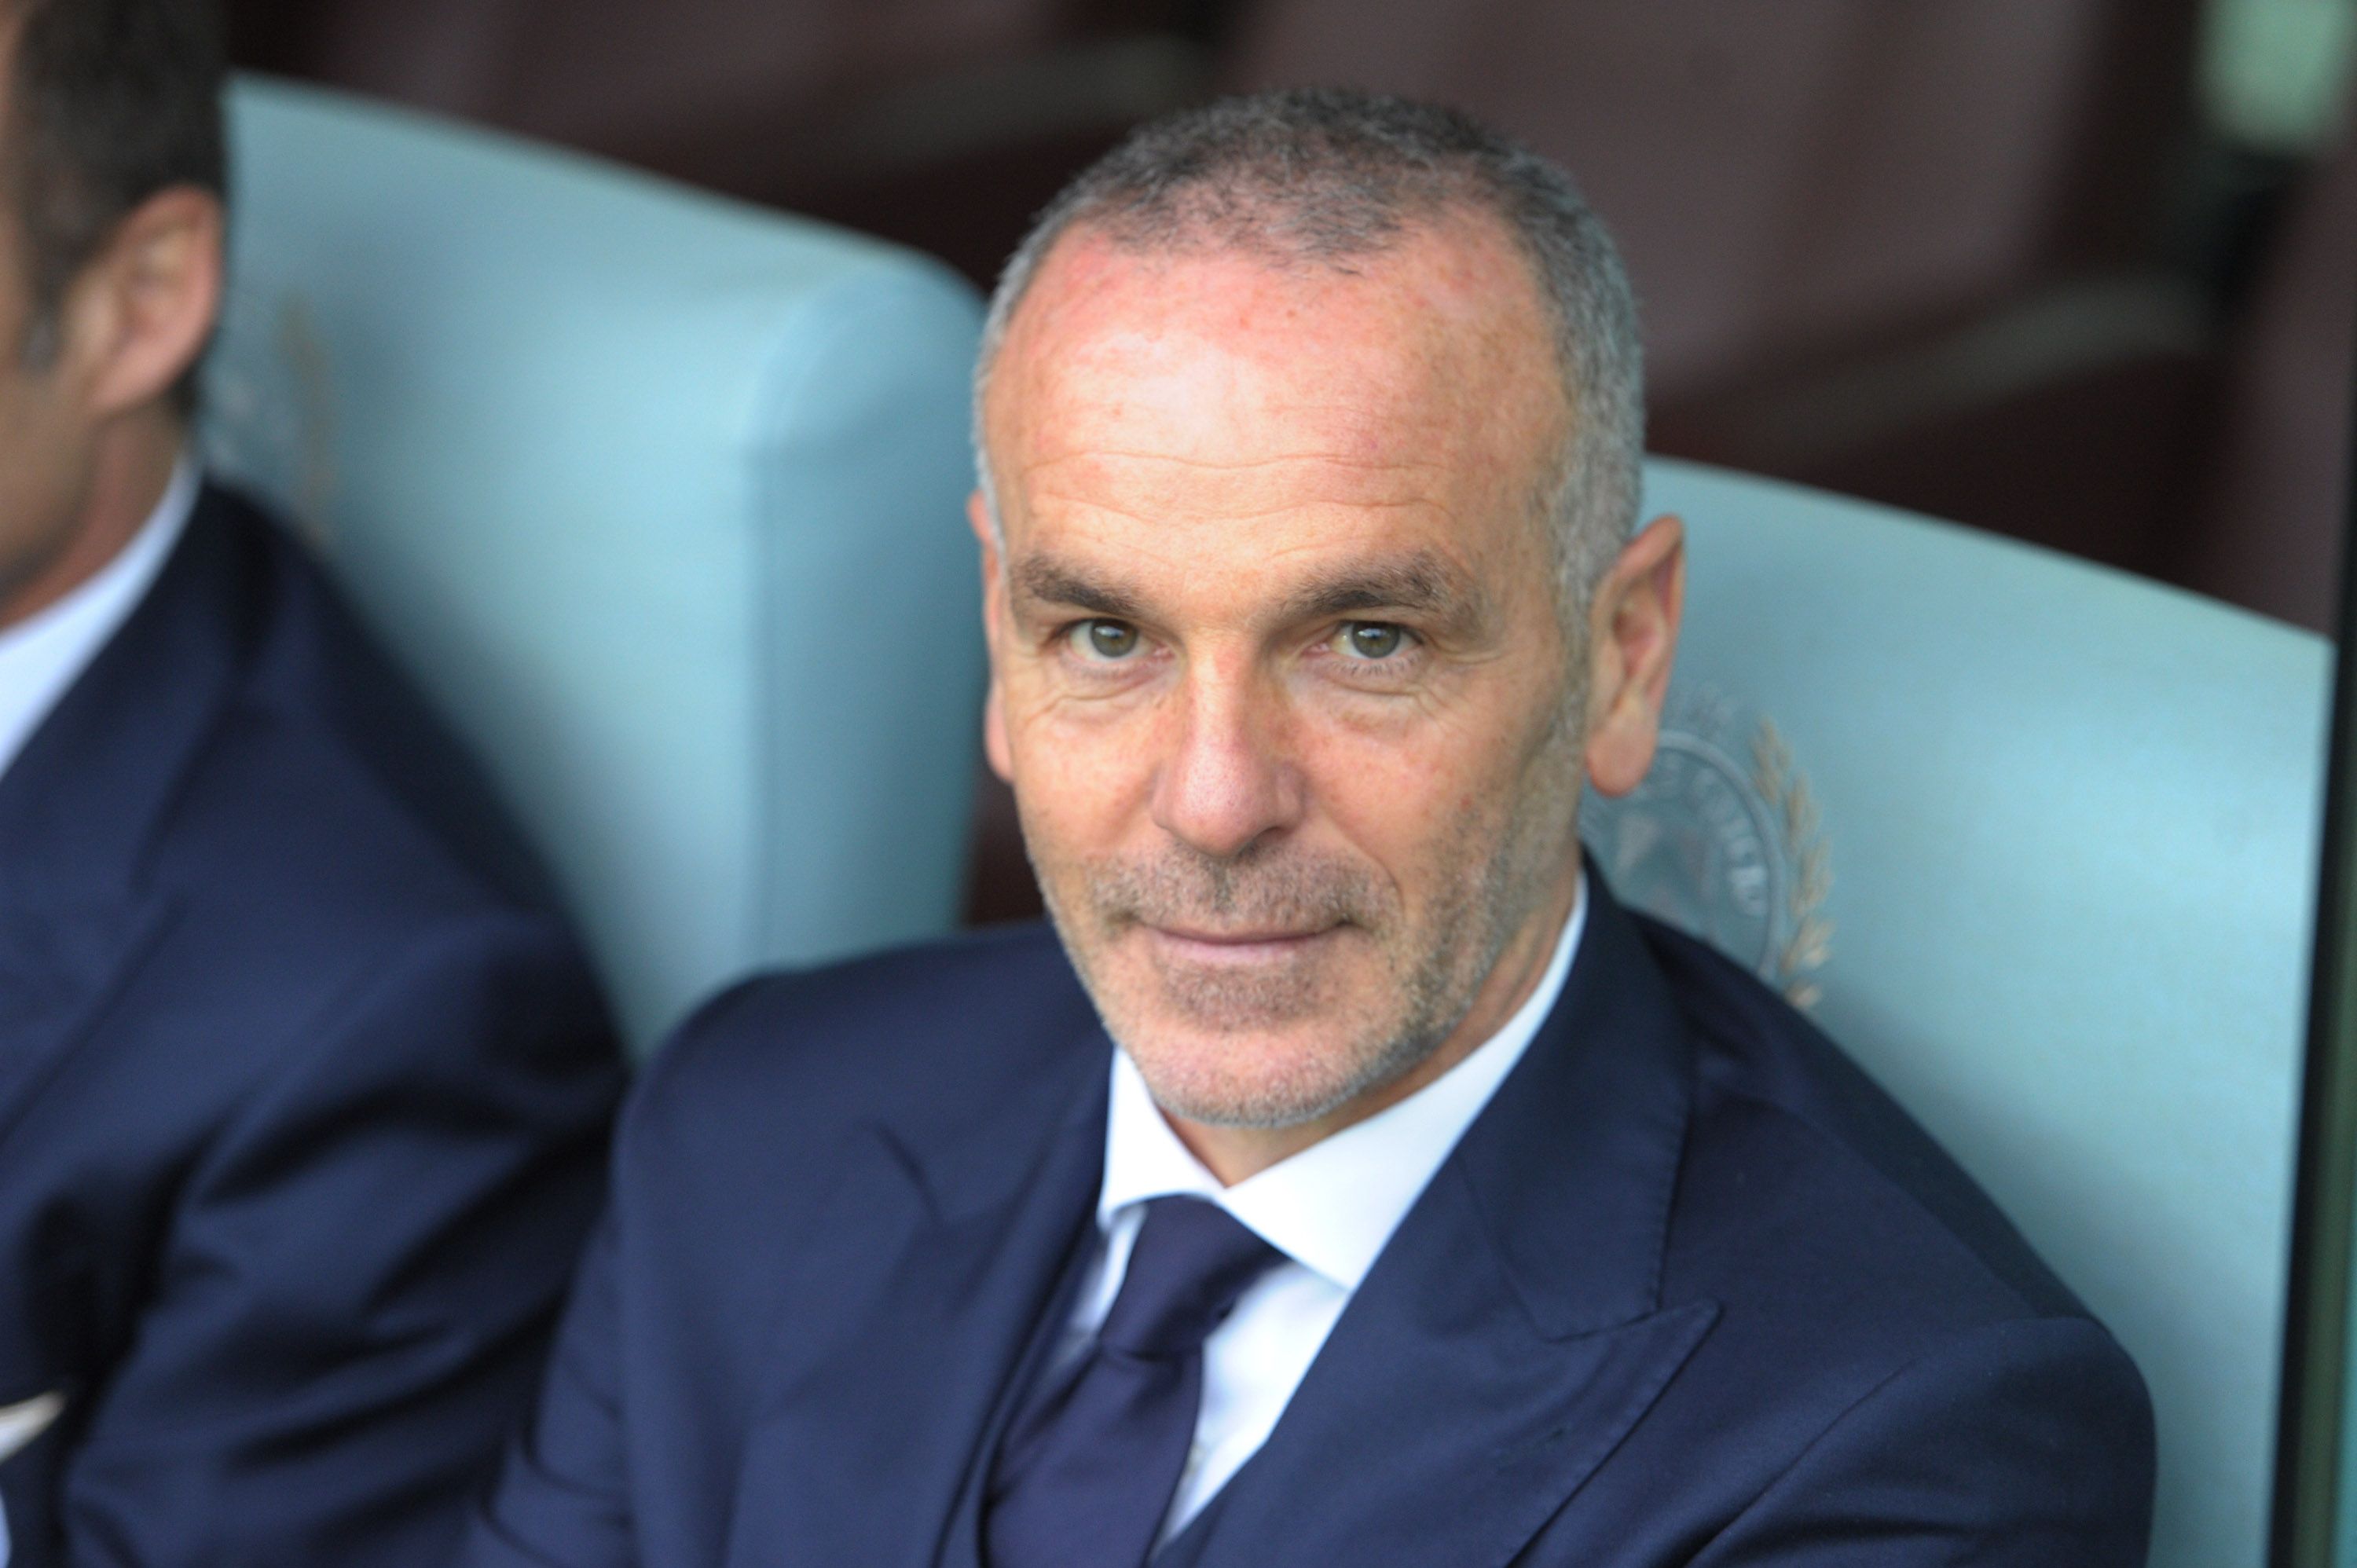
[
  {"left": 0, "top": 450, "right": 200, "bottom": 782},
  {"left": 1098, "top": 873, "right": 1589, "bottom": 1291}
]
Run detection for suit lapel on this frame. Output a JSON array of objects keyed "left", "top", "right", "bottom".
[
  {"left": 723, "top": 1029, "right": 1110, "bottom": 1568},
  {"left": 1164, "top": 1183, "right": 1717, "bottom": 1568},
  {"left": 0, "top": 900, "right": 177, "bottom": 1147},
  {"left": 0, "top": 486, "right": 248, "bottom": 1141},
  {"left": 1168, "top": 879, "right": 1718, "bottom": 1568}
]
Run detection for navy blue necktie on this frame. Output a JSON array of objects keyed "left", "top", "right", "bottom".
[{"left": 985, "top": 1196, "right": 1281, "bottom": 1567}]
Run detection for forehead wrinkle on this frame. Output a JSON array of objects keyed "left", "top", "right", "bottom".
[
  {"left": 1020, "top": 486, "right": 1461, "bottom": 533},
  {"left": 1012, "top": 449, "right": 1461, "bottom": 529},
  {"left": 1025, "top": 447, "right": 1454, "bottom": 477},
  {"left": 1013, "top": 364, "right": 1465, "bottom": 442}
]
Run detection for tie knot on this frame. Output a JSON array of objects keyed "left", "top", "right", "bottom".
[{"left": 1098, "top": 1196, "right": 1280, "bottom": 1360}]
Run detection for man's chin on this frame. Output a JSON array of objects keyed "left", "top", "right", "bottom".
[
  {"left": 1111, "top": 1007, "right": 1410, "bottom": 1130},
  {"left": 1074, "top": 926, "right": 1420, "bottom": 1128},
  {"left": 1126, "top": 1043, "right": 1366, "bottom": 1132}
]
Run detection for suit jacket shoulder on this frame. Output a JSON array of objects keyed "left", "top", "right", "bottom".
[
  {"left": 1552, "top": 912, "right": 2154, "bottom": 1565},
  {"left": 623, "top": 921, "right": 1101, "bottom": 1208},
  {"left": 1643, "top": 911, "right": 2093, "bottom": 1326}
]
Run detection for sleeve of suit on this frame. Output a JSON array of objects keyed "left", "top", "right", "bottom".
[
  {"left": 51, "top": 910, "right": 621, "bottom": 1567},
  {"left": 454, "top": 1205, "right": 638, "bottom": 1568},
  {"left": 1681, "top": 1316, "right": 2155, "bottom": 1566}
]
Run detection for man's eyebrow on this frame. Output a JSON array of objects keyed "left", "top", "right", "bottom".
[
  {"left": 1010, "top": 558, "right": 1147, "bottom": 620},
  {"left": 1278, "top": 553, "right": 1487, "bottom": 625},
  {"left": 1011, "top": 549, "right": 1491, "bottom": 628}
]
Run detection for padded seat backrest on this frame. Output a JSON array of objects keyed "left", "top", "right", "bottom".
[
  {"left": 1587, "top": 460, "right": 2329, "bottom": 1568},
  {"left": 203, "top": 78, "right": 987, "bottom": 1050}
]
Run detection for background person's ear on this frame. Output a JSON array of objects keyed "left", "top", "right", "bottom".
[
  {"left": 1582, "top": 514, "right": 1685, "bottom": 797},
  {"left": 57, "top": 185, "right": 222, "bottom": 419}
]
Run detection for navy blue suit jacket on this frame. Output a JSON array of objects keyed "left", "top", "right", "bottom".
[
  {"left": 0, "top": 484, "right": 625, "bottom": 1563},
  {"left": 465, "top": 877, "right": 2152, "bottom": 1566}
]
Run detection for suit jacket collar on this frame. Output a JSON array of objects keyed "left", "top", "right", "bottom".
[
  {"left": 0, "top": 452, "right": 200, "bottom": 783},
  {"left": 0, "top": 485, "right": 251, "bottom": 1141},
  {"left": 1448, "top": 868, "right": 1697, "bottom": 1338},
  {"left": 724, "top": 1005, "right": 1113, "bottom": 1568},
  {"left": 1151, "top": 874, "right": 1715, "bottom": 1568},
  {"left": 0, "top": 482, "right": 254, "bottom": 906}
]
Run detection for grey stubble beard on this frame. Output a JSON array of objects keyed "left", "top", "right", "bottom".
[{"left": 1031, "top": 692, "right": 1587, "bottom": 1133}]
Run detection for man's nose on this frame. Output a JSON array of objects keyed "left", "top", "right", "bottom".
[{"left": 1148, "top": 664, "right": 1305, "bottom": 861}]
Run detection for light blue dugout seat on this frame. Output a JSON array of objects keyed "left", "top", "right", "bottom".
[
  {"left": 200, "top": 79, "right": 987, "bottom": 1053},
  {"left": 1581, "top": 460, "right": 2332, "bottom": 1568}
]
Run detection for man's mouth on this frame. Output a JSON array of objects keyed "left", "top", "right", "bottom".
[{"left": 1142, "top": 924, "right": 1343, "bottom": 966}]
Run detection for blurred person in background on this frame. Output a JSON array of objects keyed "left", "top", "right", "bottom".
[
  {"left": 0, "top": 0, "right": 622, "bottom": 1561},
  {"left": 463, "top": 92, "right": 2152, "bottom": 1567}
]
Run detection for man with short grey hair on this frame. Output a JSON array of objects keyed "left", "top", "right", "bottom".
[{"left": 467, "top": 90, "right": 2153, "bottom": 1567}]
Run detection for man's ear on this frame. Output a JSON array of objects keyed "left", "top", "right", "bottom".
[
  {"left": 1582, "top": 514, "right": 1685, "bottom": 797},
  {"left": 57, "top": 185, "right": 222, "bottom": 419},
  {"left": 969, "top": 490, "right": 1014, "bottom": 783}
]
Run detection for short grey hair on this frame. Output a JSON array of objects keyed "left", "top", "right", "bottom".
[{"left": 973, "top": 87, "right": 1645, "bottom": 614}]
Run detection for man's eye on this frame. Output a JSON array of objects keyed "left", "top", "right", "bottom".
[
  {"left": 1068, "top": 619, "right": 1142, "bottom": 661},
  {"left": 1338, "top": 621, "right": 1409, "bottom": 660}
]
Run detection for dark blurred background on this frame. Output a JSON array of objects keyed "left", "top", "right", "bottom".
[{"left": 217, "top": 0, "right": 2357, "bottom": 920}]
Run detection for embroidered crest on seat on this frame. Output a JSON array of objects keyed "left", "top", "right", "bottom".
[{"left": 1580, "top": 688, "right": 1832, "bottom": 1007}]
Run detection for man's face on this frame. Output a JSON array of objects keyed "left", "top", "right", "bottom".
[{"left": 977, "top": 215, "right": 1590, "bottom": 1137}]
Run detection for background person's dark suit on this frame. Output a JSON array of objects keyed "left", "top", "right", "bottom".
[
  {"left": 0, "top": 482, "right": 625, "bottom": 1565},
  {"left": 464, "top": 875, "right": 2154, "bottom": 1566}
]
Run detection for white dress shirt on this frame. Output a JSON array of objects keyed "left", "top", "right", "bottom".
[
  {"left": 0, "top": 452, "right": 200, "bottom": 782},
  {"left": 1064, "top": 876, "right": 1589, "bottom": 1547}
]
